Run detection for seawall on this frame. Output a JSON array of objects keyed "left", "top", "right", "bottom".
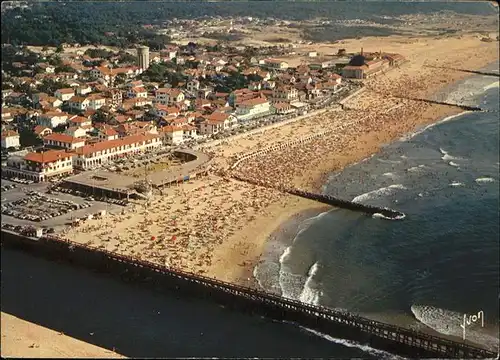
[{"left": 2, "top": 230, "right": 495, "bottom": 359}]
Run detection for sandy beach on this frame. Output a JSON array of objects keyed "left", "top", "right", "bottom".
[
  {"left": 61, "top": 33, "right": 499, "bottom": 289},
  {"left": 0, "top": 312, "right": 126, "bottom": 358}
]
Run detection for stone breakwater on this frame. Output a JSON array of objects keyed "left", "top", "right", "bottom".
[{"left": 230, "top": 174, "right": 406, "bottom": 220}]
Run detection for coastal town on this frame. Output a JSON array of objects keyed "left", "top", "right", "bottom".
[
  {"left": 1, "top": 2, "right": 499, "bottom": 357},
  {"left": 1, "top": 13, "right": 498, "bottom": 280}
]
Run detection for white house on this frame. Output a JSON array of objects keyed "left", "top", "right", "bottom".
[
  {"left": 65, "top": 126, "right": 88, "bottom": 138},
  {"left": 38, "top": 112, "right": 70, "bottom": 129},
  {"left": 159, "top": 125, "right": 184, "bottom": 145},
  {"left": 127, "top": 87, "right": 148, "bottom": 98},
  {"left": 68, "top": 96, "right": 90, "bottom": 112},
  {"left": 1, "top": 130, "right": 20, "bottom": 149},
  {"left": 155, "top": 88, "right": 185, "bottom": 106},
  {"left": 43, "top": 133, "right": 86, "bottom": 150},
  {"left": 76, "top": 84, "right": 92, "bottom": 96},
  {"left": 87, "top": 94, "right": 107, "bottom": 110},
  {"left": 235, "top": 97, "right": 271, "bottom": 121},
  {"left": 68, "top": 116, "right": 92, "bottom": 128},
  {"left": 54, "top": 88, "right": 75, "bottom": 102}
]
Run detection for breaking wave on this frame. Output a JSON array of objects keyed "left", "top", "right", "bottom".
[
  {"left": 410, "top": 305, "right": 499, "bottom": 351},
  {"left": 299, "top": 326, "right": 407, "bottom": 360},
  {"left": 449, "top": 181, "right": 464, "bottom": 187},
  {"left": 352, "top": 184, "right": 407, "bottom": 204},
  {"left": 278, "top": 247, "right": 304, "bottom": 300},
  {"left": 298, "top": 262, "right": 322, "bottom": 305},
  {"left": 475, "top": 177, "right": 495, "bottom": 184},
  {"left": 400, "top": 111, "right": 470, "bottom": 141},
  {"left": 484, "top": 81, "right": 499, "bottom": 91},
  {"left": 372, "top": 212, "right": 406, "bottom": 220},
  {"left": 439, "top": 148, "right": 461, "bottom": 161},
  {"left": 449, "top": 161, "right": 460, "bottom": 167},
  {"left": 407, "top": 165, "right": 426, "bottom": 173},
  {"left": 382, "top": 172, "right": 398, "bottom": 179}
]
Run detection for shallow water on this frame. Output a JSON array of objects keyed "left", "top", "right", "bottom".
[{"left": 255, "top": 67, "right": 500, "bottom": 353}]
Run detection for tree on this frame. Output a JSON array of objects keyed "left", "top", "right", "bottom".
[{"left": 56, "top": 44, "right": 64, "bottom": 53}]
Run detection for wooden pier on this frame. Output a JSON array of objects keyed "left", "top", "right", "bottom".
[{"left": 2, "top": 230, "right": 496, "bottom": 359}]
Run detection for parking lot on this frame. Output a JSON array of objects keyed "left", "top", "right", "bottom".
[{"left": 1, "top": 183, "right": 125, "bottom": 231}]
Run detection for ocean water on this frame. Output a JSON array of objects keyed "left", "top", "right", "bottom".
[{"left": 255, "top": 68, "right": 499, "bottom": 353}]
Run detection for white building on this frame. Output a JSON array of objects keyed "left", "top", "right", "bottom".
[
  {"left": 155, "top": 88, "right": 185, "bottom": 106},
  {"left": 159, "top": 125, "right": 184, "bottom": 145},
  {"left": 4, "top": 149, "right": 73, "bottom": 182},
  {"left": 235, "top": 97, "right": 271, "bottom": 121},
  {"left": 68, "top": 96, "right": 91, "bottom": 112},
  {"left": 54, "top": 88, "right": 75, "bottom": 102},
  {"left": 43, "top": 133, "right": 86, "bottom": 150},
  {"left": 38, "top": 112, "right": 71, "bottom": 129},
  {"left": 1, "top": 130, "right": 20, "bottom": 149},
  {"left": 72, "top": 133, "right": 162, "bottom": 170}
]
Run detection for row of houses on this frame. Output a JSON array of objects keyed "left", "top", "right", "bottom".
[{"left": 3, "top": 132, "right": 164, "bottom": 182}]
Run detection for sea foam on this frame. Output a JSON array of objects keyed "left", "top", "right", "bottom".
[
  {"left": 352, "top": 184, "right": 407, "bottom": 204},
  {"left": 411, "top": 305, "right": 499, "bottom": 350},
  {"left": 298, "top": 262, "right": 322, "bottom": 305},
  {"left": 475, "top": 177, "right": 495, "bottom": 184},
  {"left": 299, "top": 326, "right": 407, "bottom": 360}
]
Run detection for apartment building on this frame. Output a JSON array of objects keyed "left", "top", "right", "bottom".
[
  {"left": 272, "top": 85, "right": 299, "bottom": 101},
  {"left": 72, "top": 133, "right": 162, "bottom": 170},
  {"left": 4, "top": 149, "right": 73, "bottom": 182},
  {"left": 54, "top": 88, "right": 76, "bottom": 101},
  {"left": 155, "top": 88, "right": 185, "bottom": 106},
  {"left": 235, "top": 97, "right": 271, "bottom": 121},
  {"left": 37, "top": 112, "right": 71, "bottom": 129},
  {"left": 43, "top": 133, "right": 86, "bottom": 150},
  {"left": 159, "top": 125, "right": 184, "bottom": 145}
]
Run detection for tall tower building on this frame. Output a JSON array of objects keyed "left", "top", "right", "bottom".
[{"left": 137, "top": 46, "right": 150, "bottom": 71}]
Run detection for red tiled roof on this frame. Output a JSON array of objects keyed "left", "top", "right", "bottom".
[
  {"left": 69, "top": 116, "right": 90, "bottom": 124},
  {"left": 34, "top": 125, "right": 51, "bottom": 135},
  {"left": 24, "top": 150, "right": 72, "bottom": 164},
  {"left": 160, "top": 125, "right": 184, "bottom": 133},
  {"left": 1, "top": 130, "right": 19, "bottom": 138},
  {"left": 44, "top": 133, "right": 84, "bottom": 144},
  {"left": 240, "top": 97, "right": 268, "bottom": 107},
  {"left": 74, "top": 133, "right": 160, "bottom": 156},
  {"left": 56, "top": 88, "right": 75, "bottom": 94}
]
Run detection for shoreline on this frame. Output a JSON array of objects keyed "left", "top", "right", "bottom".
[{"left": 241, "top": 61, "right": 499, "bottom": 348}]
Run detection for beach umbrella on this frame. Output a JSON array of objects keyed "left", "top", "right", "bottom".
[
  {"left": 171, "top": 235, "right": 177, "bottom": 241},
  {"left": 151, "top": 236, "right": 156, "bottom": 241}
]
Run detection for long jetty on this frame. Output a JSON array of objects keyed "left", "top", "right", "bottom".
[
  {"left": 230, "top": 174, "right": 406, "bottom": 220},
  {"left": 425, "top": 65, "right": 500, "bottom": 78},
  {"left": 2, "top": 230, "right": 495, "bottom": 359}
]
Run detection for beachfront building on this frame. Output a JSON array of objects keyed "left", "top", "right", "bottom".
[
  {"left": 235, "top": 97, "right": 272, "bottom": 121},
  {"left": 342, "top": 51, "right": 391, "bottom": 79},
  {"left": 3, "top": 149, "right": 74, "bottom": 182},
  {"left": 272, "top": 102, "right": 297, "bottom": 115},
  {"left": 272, "top": 85, "right": 299, "bottom": 102},
  {"left": 72, "top": 133, "right": 162, "bottom": 170},
  {"left": 159, "top": 125, "right": 184, "bottom": 145}
]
